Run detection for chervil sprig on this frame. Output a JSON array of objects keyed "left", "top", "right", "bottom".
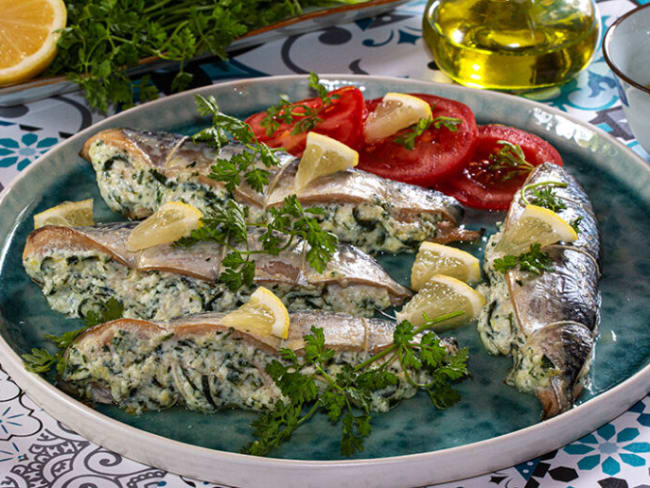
[
  {"left": 487, "top": 140, "right": 535, "bottom": 181},
  {"left": 520, "top": 181, "right": 568, "bottom": 212},
  {"left": 493, "top": 243, "right": 554, "bottom": 275},
  {"left": 393, "top": 115, "right": 461, "bottom": 150},
  {"left": 22, "top": 298, "right": 124, "bottom": 375},
  {"left": 242, "top": 312, "right": 469, "bottom": 457}
]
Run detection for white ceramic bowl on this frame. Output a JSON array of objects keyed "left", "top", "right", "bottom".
[{"left": 603, "top": 4, "right": 650, "bottom": 154}]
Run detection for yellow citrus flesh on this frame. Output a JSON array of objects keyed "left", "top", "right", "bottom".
[
  {"left": 294, "top": 131, "right": 359, "bottom": 191},
  {"left": 364, "top": 92, "right": 433, "bottom": 143},
  {"left": 495, "top": 204, "right": 578, "bottom": 256},
  {"left": 0, "top": 0, "right": 67, "bottom": 86},
  {"left": 221, "top": 287, "right": 291, "bottom": 339},
  {"left": 396, "top": 274, "right": 485, "bottom": 328},
  {"left": 33, "top": 199, "right": 94, "bottom": 229},
  {"left": 410, "top": 242, "right": 481, "bottom": 290},
  {"left": 126, "top": 201, "right": 202, "bottom": 252}
]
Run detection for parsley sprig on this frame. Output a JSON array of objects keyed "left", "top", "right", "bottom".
[
  {"left": 520, "top": 181, "right": 568, "bottom": 213},
  {"left": 176, "top": 95, "right": 338, "bottom": 291},
  {"left": 394, "top": 115, "right": 462, "bottom": 150},
  {"left": 242, "top": 312, "right": 469, "bottom": 457},
  {"left": 260, "top": 73, "right": 341, "bottom": 137},
  {"left": 21, "top": 298, "right": 124, "bottom": 375},
  {"left": 493, "top": 243, "right": 553, "bottom": 275},
  {"left": 485, "top": 140, "right": 535, "bottom": 181}
]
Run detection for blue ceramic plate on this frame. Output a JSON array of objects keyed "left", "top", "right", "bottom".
[{"left": 1, "top": 75, "right": 649, "bottom": 487}]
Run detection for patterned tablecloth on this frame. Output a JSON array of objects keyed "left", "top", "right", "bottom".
[{"left": 1, "top": 0, "right": 649, "bottom": 486}]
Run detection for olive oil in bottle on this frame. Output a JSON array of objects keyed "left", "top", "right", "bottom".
[{"left": 422, "top": 0, "right": 599, "bottom": 90}]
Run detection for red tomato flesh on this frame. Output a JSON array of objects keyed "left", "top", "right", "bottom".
[
  {"left": 439, "top": 124, "right": 563, "bottom": 210},
  {"left": 357, "top": 94, "right": 478, "bottom": 186},
  {"left": 245, "top": 86, "right": 366, "bottom": 157}
]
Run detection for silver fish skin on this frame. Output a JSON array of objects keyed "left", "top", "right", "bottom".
[
  {"left": 80, "top": 128, "right": 479, "bottom": 253},
  {"left": 61, "top": 311, "right": 458, "bottom": 414},
  {"left": 23, "top": 223, "right": 410, "bottom": 321},
  {"left": 478, "top": 163, "right": 601, "bottom": 419}
]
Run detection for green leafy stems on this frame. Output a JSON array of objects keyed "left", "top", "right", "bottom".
[
  {"left": 242, "top": 311, "right": 469, "bottom": 457},
  {"left": 493, "top": 243, "right": 553, "bottom": 275},
  {"left": 21, "top": 298, "right": 124, "bottom": 375},
  {"left": 394, "top": 115, "right": 462, "bottom": 150},
  {"left": 47, "top": 1, "right": 365, "bottom": 112},
  {"left": 520, "top": 181, "right": 568, "bottom": 212},
  {"left": 486, "top": 140, "right": 534, "bottom": 181},
  {"left": 260, "top": 72, "right": 341, "bottom": 137},
  {"left": 176, "top": 91, "right": 338, "bottom": 292}
]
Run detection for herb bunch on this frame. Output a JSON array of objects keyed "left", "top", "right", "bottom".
[
  {"left": 485, "top": 140, "right": 534, "bottom": 181},
  {"left": 520, "top": 181, "right": 568, "bottom": 212},
  {"left": 242, "top": 313, "right": 469, "bottom": 457},
  {"left": 47, "top": 1, "right": 367, "bottom": 112},
  {"left": 177, "top": 93, "right": 338, "bottom": 292},
  {"left": 21, "top": 298, "right": 124, "bottom": 375}
]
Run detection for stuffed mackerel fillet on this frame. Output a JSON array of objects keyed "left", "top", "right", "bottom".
[
  {"left": 60, "top": 311, "right": 458, "bottom": 414},
  {"left": 23, "top": 223, "right": 410, "bottom": 321},
  {"left": 80, "top": 128, "right": 478, "bottom": 253},
  {"left": 478, "top": 163, "right": 601, "bottom": 418}
]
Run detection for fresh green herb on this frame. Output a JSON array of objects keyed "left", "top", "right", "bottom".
[
  {"left": 570, "top": 216, "right": 583, "bottom": 233},
  {"left": 47, "top": 2, "right": 363, "bottom": 112},
  {"left": 393, "top": 116, "right": 462, "bottom": 150},
  {"left": 242, "top": 312, "right": 469, "bottom": 457},
  {"left": 493, "top": 243, "right": 553, "bottom": 275},
  {"left": 486, "top": 140, "right": 535, "bottom": 181},
  {"left": 21, "top": 298, "right": 124, "bottom": 375},
  {"left": 520, "top": 181, "right": 568, "bottom": 212},
  {"left": 260, "top": 72, "right": 341, "bottom": 137},
  {"left": 176, "top": 96, "right": 338, "bottom": 291}
]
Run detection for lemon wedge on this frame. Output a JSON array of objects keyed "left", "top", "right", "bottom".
[
  {"left": 0, "top": 0, "right": 67, "bottom": 86},
  {"left": 126, "top": 201, "right": 202, "bottom": 252},
  {"left": 395, "top": 274, "right": 485, "bottom": 328},
  {"left": 294, "top": 131, "right": 359, "bottom": 191},
  {"left": 33, "top": 199, "right": 94, "bottom": 229},
  {"left": 495, "top": 204, "right": 578, "bottom": 256},
  {"left": 364, "top": 92, "right": 433, "bottom": 143},
  {"left": 221, "top": 287, "right": 291, "bottom": 339},
  {"left": 410, "top": 242, "right": 481, "bottom": 290}
]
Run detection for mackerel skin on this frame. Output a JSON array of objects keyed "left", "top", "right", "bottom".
[
  {"left": 23, "top": 223, "right": 410, "bottom": 321},
  {"left": 80, "top": 128, "right": 479, "bottom": 252},
  {"left": 480, "top": 163, "right": 601, "bottom": 418},
  {"left": 61, "top": 311, "right": 458, "bottom": 414}
]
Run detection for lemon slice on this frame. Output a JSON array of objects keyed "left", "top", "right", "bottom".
[
  {"left": 495, "top": 204, "right": 578, "bottom": 256},
  {"left": 0, "top": 0, "right": 67, "bottom": 86},
  {"left": 33, "top": 199, "right": 94, "bottom": 229},
  {"left": 411, "top": 242, "right": 481, "bottom": 290},
  {"left": 126, "top": 201, "right": 202, "bottom": 252},
  {"left": 364, "top": 92, "right": 433, "bottom": 143},
  {"left": 294, "top": 132, "right": 359, "bottom": 191},
  {"left": 221, "top": 287, "right": 291, "bottom": 339},
  {"left": 395, "top": 274, "right": 485, "bottom": 328}
]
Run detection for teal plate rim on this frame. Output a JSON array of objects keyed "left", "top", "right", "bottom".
[{"left": 1, "top": 75, "right": 649, "bottom": 488}]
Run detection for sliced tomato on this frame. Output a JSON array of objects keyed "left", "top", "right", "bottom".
[
  {"left": 439, "top": 124, "right": 563, "bottom": 210},
  {"left": 245, "top": 86, "right": 366, "bottom": 157},
  {"left": 356, "top": 94, "right": 478, "bottom": 186}
]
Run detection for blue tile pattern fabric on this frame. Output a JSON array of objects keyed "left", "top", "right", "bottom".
[{"left": 0, "top": 0, "right": 648, "bottom": 486}]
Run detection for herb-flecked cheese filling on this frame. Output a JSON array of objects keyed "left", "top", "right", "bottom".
[
  {"left": 23, "top": 249, "right": 392, "bottom": 321},
  {"left": 88, "top": 140, "right": 445, "bottom": 253},
  {"left": 63, "top": 328, "right": 427, "bottom": 414},
  {"left": 477, "top": 230, "right": 556, "bottom": 394}
]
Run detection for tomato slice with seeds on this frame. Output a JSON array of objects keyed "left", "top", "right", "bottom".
[
  {"left": 357, "top": 94, "right": 478, "bottom": 186},
  {"left": 438, "top": 124, "right": 563, "bottom": 210},
  {"left": 245, "top": 86, "right": 366, "bottom": 157}
]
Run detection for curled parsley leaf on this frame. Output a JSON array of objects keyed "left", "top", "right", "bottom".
[
  {"left": 242, "top": 312, "right": 469, "bottom": 457},
  {"left": 493, "top": 243, "right": 553, "bottom": 275}
]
